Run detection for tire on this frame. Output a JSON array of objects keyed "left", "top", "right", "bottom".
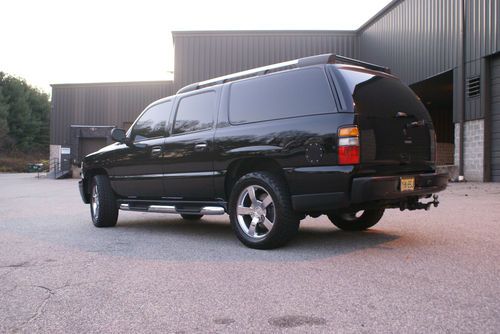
[
  {"left": 181, "top": 214, "right": 203, "bottom": 220},
  {"left": 228, "top": 172, "right": 300, "bottom": 249},
  {"left": 90, "top": 175, "right": 118, "bottom": 227},
  {"left": 327, "top": 209, "right": 385, "bottom": 231}
]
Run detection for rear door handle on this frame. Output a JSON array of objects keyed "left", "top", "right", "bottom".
[
  {"left": 151, "top": 146, "right": 162, "bottom": 157},
  {"left": 194, "top": 143, "right": 208, "bottom": 152}
]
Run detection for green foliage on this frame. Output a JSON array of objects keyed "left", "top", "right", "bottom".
[{"left": 0, "top": 72, "right": 50, "bottom": 153}]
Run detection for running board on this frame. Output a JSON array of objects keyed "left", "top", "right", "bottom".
[{"left": 119, "top": 203, "right": 225, "bottom": 215}]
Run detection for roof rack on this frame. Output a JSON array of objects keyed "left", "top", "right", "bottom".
[{"left": 176, "top": 54, "right": 390, "bottom": 94}]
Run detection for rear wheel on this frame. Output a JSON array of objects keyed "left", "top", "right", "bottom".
[
  {"left": 181, "top": 214, "right": 203, "bottom": 220},
  {"left": 327, "top": 209, "right": 384, "bottom": 231},
  {"left": 229, "top": 172, "right": 300, "bottom": 249},
  {"left": 90, "top": 175, "right": 118, "bottom": 227}
]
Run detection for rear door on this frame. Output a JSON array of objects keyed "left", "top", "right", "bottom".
[
  {"left": 161, "top": 89, "right": 219, "bottom": 200},
  {"left": 334, "top": 66, "right": 435, "bottom": 174}
]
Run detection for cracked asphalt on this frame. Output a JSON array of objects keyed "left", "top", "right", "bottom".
[{"left": 0, "top": 173, "right": 499, "bottom": 333}]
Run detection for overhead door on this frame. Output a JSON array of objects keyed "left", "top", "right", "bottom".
[
  {"left": 79, "top": 138, "right": 107, "bottom": 161},
  {"left": 492, "top": 55, "right": 500, "bottom": 181}
]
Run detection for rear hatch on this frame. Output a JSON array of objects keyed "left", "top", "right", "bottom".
[{"left": 335, "top": 66, "right": 436, "bottom": 175}]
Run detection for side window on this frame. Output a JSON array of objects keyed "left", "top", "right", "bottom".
[
  {"left": 229, "top": 67, "right": 336, "bottom": 124},
  {"left": 173, "top": 91, "right": 216, "bottom": 134},
  {"left": 130, "top": 100, "right": 172, "bottom": 141}
]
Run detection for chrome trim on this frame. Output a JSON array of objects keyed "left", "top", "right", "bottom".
[
  {"left": 111, "top": 174, "right": 163, "bottom": 180},
  {"left": 200, "top": 206, "right": 225, "bottom": 215},
  {"left": 118, "top": 203, "right": 225, "bottom": 215},
  {"left": 110, "top": 171, "right": 219, "bottom": 180},
  {"left": 163, "top": 171, "right": 214, "bottom": 178},
  {"left": 148, "top": 205, "right": 177, "bottom": 213}
]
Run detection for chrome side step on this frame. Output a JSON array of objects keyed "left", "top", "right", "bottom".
[
  {"left": 199, "top": 206, "right": 225, "bottom": 215},
  {"left": 119, "top": 203, "right": 225, "bottom": 215}
]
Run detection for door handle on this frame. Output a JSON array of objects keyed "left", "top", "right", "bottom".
[
  {"left": 151, "top": 146, "right": 162, "bottom": 157},
  {"left": 194, "top": 143, "right": 208, "bottom": 152}
]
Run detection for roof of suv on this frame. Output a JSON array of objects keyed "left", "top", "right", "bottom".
[{"left": 176, "top": 54, "right": 391, "bottom": 95}]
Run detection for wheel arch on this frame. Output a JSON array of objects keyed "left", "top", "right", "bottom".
[
  {"left": 224, "top": 157, "right": 288, "bottom": 200},
  {"left": 82, "top": 167, "right": 109, "bottom": 200}
]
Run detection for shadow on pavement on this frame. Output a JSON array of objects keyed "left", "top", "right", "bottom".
[{"left": 103, "top": 216, "right": 400, "bottom": 262}]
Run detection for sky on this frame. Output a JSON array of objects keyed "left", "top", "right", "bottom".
[{"left": 1, "top": 0, "right": 392, "bottom": 94}]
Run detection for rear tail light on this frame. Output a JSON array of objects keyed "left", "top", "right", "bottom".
[{"left": 338, "top": 126, "right": 360, "bottom": 165}]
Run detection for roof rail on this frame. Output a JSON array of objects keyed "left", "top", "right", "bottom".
[{"left": 176, "top": 54, "right": 390, "bottom": 94}]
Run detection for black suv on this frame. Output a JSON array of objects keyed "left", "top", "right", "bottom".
[{"left": 79, "top": 54, "right": 448, "bottom": 249}]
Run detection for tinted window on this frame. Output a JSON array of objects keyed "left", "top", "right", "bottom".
[
  {"left": 131, "top": 101, "right": 172, "bottom": 141},
  {"left": 173, "top": 92, "right": 216, "bottom": 134},
  {"left": 229, "top": 68, "right": 336, "bottom": 124}
]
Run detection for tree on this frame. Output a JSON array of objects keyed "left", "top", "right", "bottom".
[{"left": 0, "top": 72, "right": 50, "bottom": 153}]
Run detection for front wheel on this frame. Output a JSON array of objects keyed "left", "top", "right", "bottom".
[
  {"left": 228, "top": 172, "right": 300, "bottom": 249},
  {"left": 327, "top": 209, "right": 385, "bottom": 231},
  {"left": 90, "top": 175, "right": 118, "bottom": 227}
]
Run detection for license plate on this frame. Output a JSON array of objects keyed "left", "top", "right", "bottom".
[{"left": 400, "top": 177, "right": 415, "bottom": 192}]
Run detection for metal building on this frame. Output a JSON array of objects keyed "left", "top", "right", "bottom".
[
  {"left": 50, "top": 81, "right": 174, "bottom": 176},
  {"left": 50, "top": 0, "right": 500, "bottom": 181}
]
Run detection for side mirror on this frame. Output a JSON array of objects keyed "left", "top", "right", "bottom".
[{"left": 111, "top": 128, "right": 128, "bottom": 143}]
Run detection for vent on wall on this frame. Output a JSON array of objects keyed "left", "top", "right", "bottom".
[{"left": 467, "top": 77, "right": 480, "bottom": 98}]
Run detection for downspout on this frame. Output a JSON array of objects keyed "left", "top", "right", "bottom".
[{"left": 458, "top": 0, "right": 466, "bottom": 178}]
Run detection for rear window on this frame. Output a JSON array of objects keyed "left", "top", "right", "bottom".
[
  {"left": 337, "top": 68, "right": 429, "bottom": 119},
  {"left": 229, "top": 67, "right": 336, "bottom": 124}
]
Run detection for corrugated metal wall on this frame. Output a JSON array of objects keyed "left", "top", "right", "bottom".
[
  {"left": 465, "top": 0, "right": 500, "bottom": 62},
  {"left": 50, "top": 81, "right": 174, "bottom": 145},
  {"left": 172, "top": 31, "right": 359, "bottom": 90},
  {"left": 359, "top": 0, "right": 500, "bottom": 121},
  {"left": 464, "top": 0, "right": 500, "bottom": 120},
  {"left": 358, "top": 0, "right": 462, "bottom": 85}
]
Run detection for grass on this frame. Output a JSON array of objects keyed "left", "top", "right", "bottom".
[{"left": 0, "top": 151, "right": 49, "bottom": 173}]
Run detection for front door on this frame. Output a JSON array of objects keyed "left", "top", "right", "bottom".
[{"left": 108, "top": 100, "right": 173, "bottom": 198}]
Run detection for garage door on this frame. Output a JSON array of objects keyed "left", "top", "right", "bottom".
[
  {"left": 79, "top": 138, "right": 107, "bottom": 161},
  {"left": 492, "top": 55, "right": 500, "bottom": 181}
]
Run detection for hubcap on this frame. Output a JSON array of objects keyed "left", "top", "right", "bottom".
[
  {"left": 91, "top": 184, "right": 100, "bottom": 220},
  {"left": 236, "top": 185, "right": 275, "bottom": 239}
]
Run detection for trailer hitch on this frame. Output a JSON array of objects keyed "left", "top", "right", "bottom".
[{"left": 400, "top": 195, "right": 439, "bottom": 211}]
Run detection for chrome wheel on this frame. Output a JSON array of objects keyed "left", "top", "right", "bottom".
[
  {"left": 91, "top": 184, "right": 100, "bottom": 221},
  {"left": 236, "top": 185, "right": 275, "bottom": 239}
]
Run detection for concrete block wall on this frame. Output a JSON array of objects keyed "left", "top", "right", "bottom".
[
  {"left": 454, "top": 120, "right": 485, "bottom": 181},
  {"left": 49, "top": 145, "right": 61, "bottom": 173}
]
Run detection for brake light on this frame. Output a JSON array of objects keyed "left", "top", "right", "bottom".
[{"left": 338, "top": 126, "right": 360, "bottom": 165}]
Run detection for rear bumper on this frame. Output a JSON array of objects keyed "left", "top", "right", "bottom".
[
  {"left": 350, "top": 172, "right": 448, "bottom": 203},
  {"left": 291, "top": 172, "right": 448, "bottom": 212}
]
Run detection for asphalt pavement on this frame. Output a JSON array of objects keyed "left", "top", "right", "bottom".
[{"left": 0, "top": 173, "right": 499, "bottom": 333}]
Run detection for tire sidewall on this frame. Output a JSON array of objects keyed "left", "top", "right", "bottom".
[{"left": 90, "top": 175, "right": 118, "bottom": 227}]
